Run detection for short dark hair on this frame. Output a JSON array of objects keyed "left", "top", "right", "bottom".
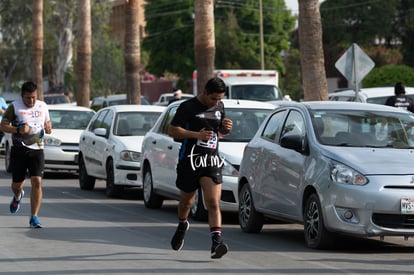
[
  {"left": 205, "top": 77, "right": 226, "bottom": 95},
  {"left": 21, "top": 81, "right": 37, "bottom": 95},
  {"left": 395, "top": 82, "right": 405, "bottom": 95}
]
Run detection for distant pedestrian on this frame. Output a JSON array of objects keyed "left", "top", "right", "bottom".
[
  {"left": 385, "top": 82, "right": 414, "bottom": 112},
  {"left": 0, "top": 95, "right": 8, "bottom": 141},
  {"left": 168, "top": 89, "right": 183, "bottom": 105},
  {"left": 0, "top": 81, "right": 52, "bottom": 228}
]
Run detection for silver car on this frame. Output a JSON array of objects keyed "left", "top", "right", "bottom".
[
  {"left": 141, "top": 99, "right": 275, "bottom": 220},
  {"left": 238, "top": 101, "right": 414, "bottom": 249}
]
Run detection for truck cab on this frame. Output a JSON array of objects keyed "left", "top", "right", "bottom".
[{"left": 193, "top": 70, "right": 284, "bottom": 102}]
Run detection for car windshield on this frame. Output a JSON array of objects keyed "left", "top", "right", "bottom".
[
  {"left": 115, "top": 112, "right": 161, "bottom": 136},
  {"left": 231, "top": 85, "right": 283, "bottom": 101},
  {"left": 50, "top": 110, "right": 95, "bottom": 129},
  {"left": 312, "top": 109, "right": 414, "bottom": 148},
  {"left": 221, "top": 108, "right": 272, "bottom": 142}
]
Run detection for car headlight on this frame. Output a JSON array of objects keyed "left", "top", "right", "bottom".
[
  {"left": 221, "top": 159, "right": 239, "bottom": 177},
  {"left": 330, "top": 161, "right": 367, "bottom": 186},
  {"left": 120, "top": 150, "right": 141, "bottom": 162},
  {"left": 44, "top": 136, "right": 61, "bottom": 146}
]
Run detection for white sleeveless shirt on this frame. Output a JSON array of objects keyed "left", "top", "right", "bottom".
[{"left": 11, "top": 99, "right": 50, "bottom": 149}]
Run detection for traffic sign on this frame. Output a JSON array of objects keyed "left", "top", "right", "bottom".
[{"left": 335, "top": 43, "right": 375, "bottom": 86}]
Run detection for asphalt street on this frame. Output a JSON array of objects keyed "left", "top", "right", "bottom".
[{"left": 1, "top": 157, "right": 414, "bottom": 275}]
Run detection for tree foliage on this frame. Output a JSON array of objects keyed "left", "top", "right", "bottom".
[
  {"left": 363, "top": 65, "right": 414, "bottom": 88},
  {"left": 143, "top": 0, "right": 295, "bottom": 81},
  {"left": 321, "top": 0, "right": 414, "bottom": 77}
]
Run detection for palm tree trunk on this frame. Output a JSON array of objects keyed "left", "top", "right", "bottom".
[
  {"left": 76, "top": 0, "right": 92, "bottom": 107},
  {"left": 194, "top": 0, "right": 215, "bottom": 95},
  {"left": 125, "top": 0, "right": 141, "bottom": 104},
  {"left": 32, "top": 0, "right": 43, "bottom": 98},
  {"left": 298, "top": 0, "right": 328, "bottom": 101}
]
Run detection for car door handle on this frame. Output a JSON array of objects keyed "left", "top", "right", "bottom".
[
  {"left": 92, "top": 141, "right": 95, "bottom": 145},
  {"left": 168, "top": 145, "right": 173, "bottom": 150},
  {"left": 152, "top": 140, "right": 156, "bottom": 144}
]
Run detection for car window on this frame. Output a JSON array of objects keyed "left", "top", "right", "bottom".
[
  {"left": 223, "top": 108, "right": 273, "bottom": 142},
  {"left": 89, "top": 109, "right": 108, "bottom": 132},
  {"left": 261, "top": 110, "right": 286, "bottom": 141},
  {"left": 50, "top": 110, "right": 94, "bottom": 129},
  {"left": 114, "top": 112, "right": 162, "bottom": 136},
  {"left": 281, "top": 110, "right": 305, "bottom": 139},
  {"left": 102, "top": 109, "right": 114, "bottom": 133},
  {"left": 158, "top": 106, "right": 178, "bottom": 134},
  {"left": 44, "top": 94, "right": 70, "bottom": 104},
  {"left": 312, "top": 110, "right": 414, "bottom": 148}
]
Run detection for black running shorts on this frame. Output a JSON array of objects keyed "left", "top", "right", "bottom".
[
  {"left": 11, "top": 146, "right": 44, "bottom": 182},
  {"left": 176, "top": 156, "right": 223, "bottom": 193}
]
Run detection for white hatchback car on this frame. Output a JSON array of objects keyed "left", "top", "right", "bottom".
[
  {"left": 141, "top": 99, "right": 275, "bottom": 219},
  {"left": 4, "top": 104, "right": 95, "bottom": 173},
  {"left": 78, "top": 105, "right": 165, "bottom": 197}
]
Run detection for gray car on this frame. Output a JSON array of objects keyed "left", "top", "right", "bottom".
[{"left": 238, "top": 101, "right": 414, "bottom": 249}]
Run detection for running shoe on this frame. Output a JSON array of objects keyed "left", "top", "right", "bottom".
[
  {"left": 171, "top": 221, "right": 189, "bottom": 251},
  {"left": 29, "top": 215, "right": 44, "bottom": 228},
  {"left": 9, "top": 190, "right": 24, "bottom": 214},
  {"left": 211, "top": 235, "right": 228, "bottom": 259}
]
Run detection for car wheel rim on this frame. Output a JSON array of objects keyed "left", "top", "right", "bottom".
[
  {"left": 305, "top": 200, "right": 319, "bottom": 241},
  {"left": 239, "top": 188, "right": 251, "bottom": 226}
]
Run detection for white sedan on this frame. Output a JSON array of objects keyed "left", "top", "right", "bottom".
[
  {"left": 78, "top": 105, "right": 165, "bottom": 197},
  {"left": 4, "top": 104, "right": 95, "bottom": 174},
  {"left": 141, "top": 99, "right": 275, "bottom": 220}
]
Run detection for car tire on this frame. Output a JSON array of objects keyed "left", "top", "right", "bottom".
[
  {"left": 191, "top": 188, "right": 208, "bottom": 221},
  {"left": 106, "top": 159, "right": 123, "bottom": 198},
  {"left": 143, "top": 168, "right": 163, "bottom": 208},
  {"left": 304, "top": 193, "right": 334, "bottom": 249},
  {"left": 239, "top": 183, "right": 264, "bottom": 233},
  {"left": 79, "top": 155, "right": 96, "bottom": 190},
  {"left": 5, "top": 143, "right": 11, "bottom": 173}
]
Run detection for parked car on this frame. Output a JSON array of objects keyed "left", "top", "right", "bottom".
[
  {"left": 90, "top": 94, "right": 151, "bottom": 111},
  {"left": 78, "top": 105, "right": 165, "bottom": 197},
  {"left": 329, "top": 86, "right": 414, "bottom": 105},
  {"left": 238, "top": 100, "right": 414, "bottom": 249},
  {"left": 141, "top": 99, "right": 275, "bottom": 219},
  {"left": 44, "top": 93, "right": 70, "bottom": 104},
  {"left": 4, "top": 104, "right": 95, "bottom": 173},
  {"left": 153, "top": 92, "right": 194, "bottom": 106}
]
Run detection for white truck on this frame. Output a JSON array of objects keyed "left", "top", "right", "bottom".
[{"left": 192, "top": 69, "right": 284, "bottom": 101}]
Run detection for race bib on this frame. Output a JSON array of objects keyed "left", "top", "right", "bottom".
[{"left": 196, "top": 132, "right": 218, "bottom": 149}]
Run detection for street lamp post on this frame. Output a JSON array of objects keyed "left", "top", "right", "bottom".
[{"left": 259, "top": 0, "right": 264, "bottom": 69}]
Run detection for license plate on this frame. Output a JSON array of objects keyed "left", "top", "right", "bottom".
[{"left": 401, "top": 198, "right": 414, "bottom": 214}]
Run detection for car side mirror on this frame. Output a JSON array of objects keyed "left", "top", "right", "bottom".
[
  {"left": 280, "top": 134, "right": 308, "bottom": 154},
  {"left": 94, "top": 128, "right": 107, "bottom": 137}
]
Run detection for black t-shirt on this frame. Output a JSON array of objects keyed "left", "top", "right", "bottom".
[
  {"left": 385, "top": 95, "right": 414, "bottom": 112},
  {"left": 170, "top": 97, "right": 225, "bottom": 161}
]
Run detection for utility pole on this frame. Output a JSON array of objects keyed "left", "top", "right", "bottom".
[{"left": 259, "top": 0, "right": 264, "bottom": 69}]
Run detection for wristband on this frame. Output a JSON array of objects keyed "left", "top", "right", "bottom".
[{"left": 16, "top": 126, "right": 20, "bottom": 134}]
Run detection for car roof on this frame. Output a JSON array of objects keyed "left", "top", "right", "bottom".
[
  {"left": 48, "top": 104, "right": 94, "bottom": 112},
  {"left": 168, "top": 98, "right": 275, "bottom": 110},
  {"left": 330, "top": 86, "right": 414, "bottom": 98},
  {"left": 278, "top": 100, "right": 410, "bottom": 113},
  {"left": 98, "top": 104, "right": 166, "bottom": 112}
]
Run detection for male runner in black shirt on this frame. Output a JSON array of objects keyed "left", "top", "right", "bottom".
[{"left": 168, "top": 77, "right": 233, "bottom": 259}]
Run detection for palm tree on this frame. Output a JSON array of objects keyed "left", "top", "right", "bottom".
[
  {"left": 194, "top": 0, "right": 215, "bottom": 95},
  {"left": 76, "top": 0, "right": 91, "bottom": 107},
  {"left": 298, "top": 0, "right": 328, "bottom": 101},
  {"left": 124, "top": 0, "right": 141, "bottom": 104},
  {"left": 32, "top": 0, "right": 44, "bottom": 98}
]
